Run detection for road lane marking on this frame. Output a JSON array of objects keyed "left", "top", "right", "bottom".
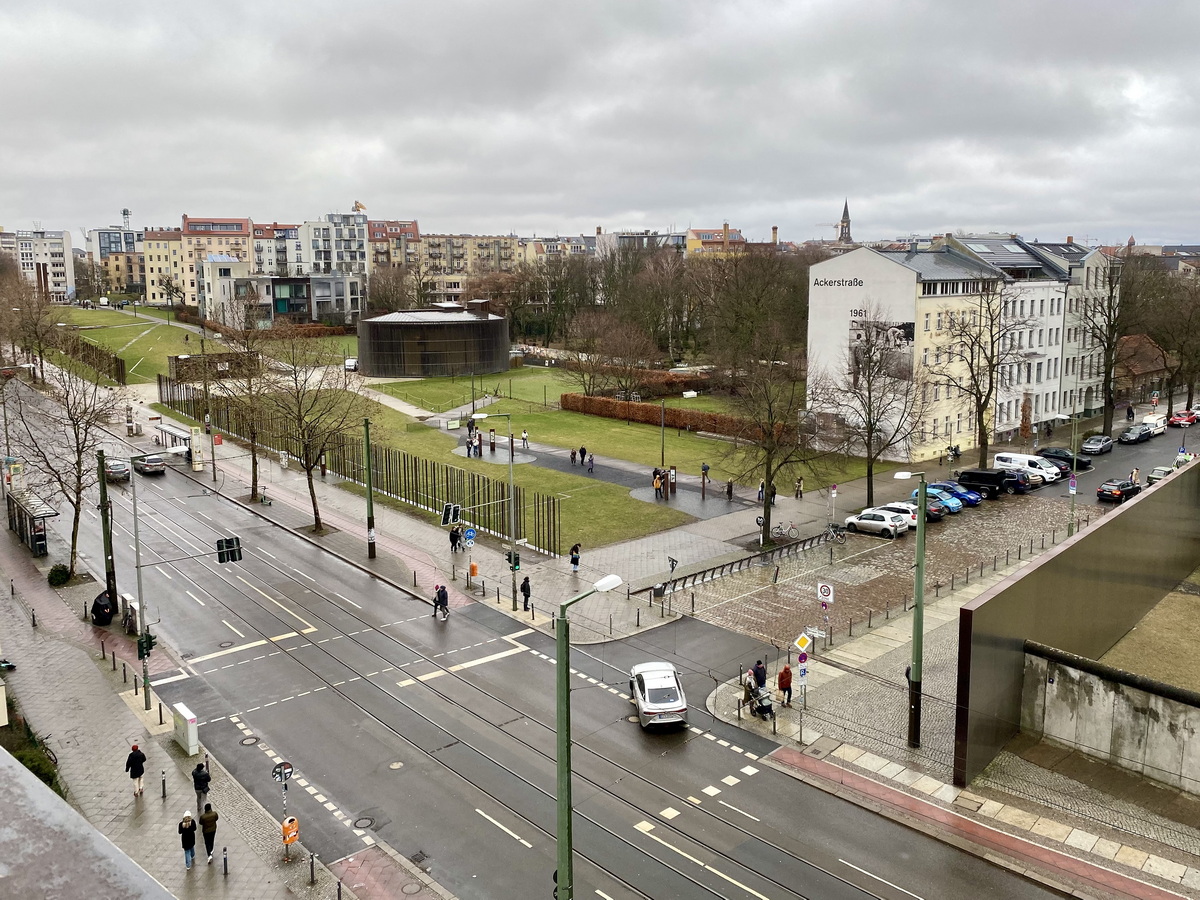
[
  {"left": 189, "top": 639, "right": 268, "bottom": 663},
  {"left": 839, "top": 859, "right": 925, "bottom": 899},
  {"left": 334, "top": 592, "right": 361, "bottom": 608},
  {"left": 222, "top": 620, "right": 245, "bottom": 638},
  {"left": 185, "top": 590, "right": 206, "bottom": 607},
  {"left": 595, "top": 892, "right": 614, "bottom": 900},
  {"left": 258, "top": 548, "right": 276, "bottom": 559},
  {"left": 634, "top": 821, "right": 769, "bottom": 899},
  {"left": 236, "top": 575, "right": 317, "bottom": 633},
  {"left": 701, "top": 786, "right": 721, "bottom": 796},
  {"left": 476, "top": 809, "right": 533, "bottom": 848},
  {"left": 717, "top": 800, "right": 760, "bottom": 822},
  {"left": 291, "top": 567, "right": 315, "bottom": 581},
  {"left": 149, "top": 672, "right": 191, "bottom": 686},
  {"left": 154, "top": 566, "right": 172, "bottom": 579}
]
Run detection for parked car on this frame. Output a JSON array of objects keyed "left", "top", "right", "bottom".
[
  {"left": 845, "top": 509, "right": 909, "bottom": 538},
  {"left": 1039, "top": 447, "right": 1093, "bottom": 470},
  {"left": 912, "top": 487, "right": 962, "bottom": 513},
  {"left": 1080, "top": 434, "right": 1114, "bottom": 454},
  {"left": 104, "top": 459, "right": 130, "bottom": 482},
  {"left": 1169, "top": 410, "right": 1197, "bottom": 427},
  {"left": 1147, "top": 466, "right": 1175, "bottom": 485},
  {"left": 993, "top": 452, "right": 1061, "bottom": 484},
  {"left": 344, "top": 357, "right": 359, "bottom": 372},
  {"left": 629, "top": 662, "right": 688, "bottom": 730},
  {"left": 925, "top": 497, "right": 951, "bottom": 518},
  {"left": 929, "top": 481, "right": 982, "bottom": 506},
  {"left": 1118, "top": 424, "right": 1152, "bottom": 444},
  {"left": 956, "top": 467, "right": 1029, "bottom": 498},
  {"left": 1037, "top": 456, "right": 1073, "bottom": 477},
  {"left": 1142, "top": 414, "right": 1168, "bottom": 436},
  {"left": 1096, "top": 478, "right": 1142, "bottom": 503},
  {"left": 873, "top": 501, "right": 944, "bottom": 527},
  {"left": 132, "top": 455, "right": 166, "bottom": 475}
]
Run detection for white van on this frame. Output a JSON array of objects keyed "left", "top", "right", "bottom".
[
  {"left": 992, "top": 452, "right": 1061, "bottom": 484},
  {"left": 1142, "top": 414, "right": 1167, "bottom": 436}
]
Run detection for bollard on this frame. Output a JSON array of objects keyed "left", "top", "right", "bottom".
[
  {"left": 885, "top": 599, "right": 890, "bottom": 619},
  {"left": 980, "top": 561, "right": 984, "bottom": 578},
  {"left": 310, "top": 852, "right": 317, "bottom": 885},
  {"left": 1007, "top": 549, "right": 1011, "bottom": 565},
  {"left": 609, "top": 615, "right": 612, "bottom": 635},
  {"left": 223, "top": 847, "right": 228, "bottom": 876},
  {"left": 338, "top": 880, "right": 342, "bottom": 899},
  {"left": 691, "top": 592, "right": 695, "bottom": 614},
  {"left": 1051, "top": 530, "right": 1056, "bottom": 545},
  {"left": 1041, "top": 534, "right": 1045, "bottom": 549},
  {"left": 134, "top": 673, "right": 139, "bottom": 695},
  {"left": 935, "top": 583, "right": 940, "bottom": 597},
  {"left": 950, "top": 574, "right": 955, "bottom": 591},
  {"left": 626, "top": 586, "right": 630, "bottom": 601},
  {"left": 848, "top": 616, "right": 853, "bottom": 636},
  {"left": 452, "top": 563, "right": 456, "bottom": 581},
  {"left": 496, "top": 587, "right": 500, "bottom": 604},
  {"left": 161, "top": 770, "right": 167, "bottom": 799},
  {"left": 1017, "top": 544, "right": 1022, "bottom": 560},
  {"left": 413, "top": 572, "right": 417, "bottom": 587},
  {"left": 636, "top": 608, "right": 640, "bottom": 628},
  {"left": 772, "top": 565, "right": 780, "bottom": 584},
  {"left": 530, "top": 605, "right": 535, "bottom": 621},
  {"left": 31, "top": 608, "right": 36, "bottom": 627},
  {"left": 1029, "top": 538, "right": 1034, "bottom": 554},
  {"left": 994, "top": 555, "right": 998, "bottom": 571},
  {"left": 868, "top": 609, "right": 873, "bottom": 629},
  {"left": 83, "top": 601, "right": 87, "bottom": 621},
  {"left": 122, "top": 662, "right": 127, "bottom": 683},
  {"left": 112, "top": 650, "right": 117, "bottom": 671},
  {"left": 101, "top": 639, "right": 105, "bottom": 658},
  {"left": 159, "top": 703, "right": 164, "bottom": 726},
  {"left": 965, "top": 567, "right": 969, "bottom": 584}
]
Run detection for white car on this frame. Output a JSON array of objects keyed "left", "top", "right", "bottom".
[
  {"left": 844, "top": 510, "right": 909, "bottom": 538},
  {"left": 629, "top": 662, "right": 688, "bottom": 730},
  {"left": 344, "top": 357, "right": 359, "bottom": 372},
  {"left": 870, "top": 502, "right": 920, "bottom": 529}
]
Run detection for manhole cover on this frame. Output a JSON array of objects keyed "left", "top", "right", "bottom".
[
  {"left": 410, "top": 850, "right": 428, "bottom": 864},
  {"left": 240, "top": 736, "right": 259, "bottom": 746},
  {"left": 402, "top": 885, "right": 422, "bottom": 895},
  {"left": 389, "top": 761, "right": 404, "bottom": 770},
  {"left": 353, "top": 816, "right": 375, "bottom": 829},
  {"left": 219, "top": 641, "right": 234, "bottom": 648}
]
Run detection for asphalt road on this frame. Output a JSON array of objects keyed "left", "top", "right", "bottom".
[{"left": 61, "top": 459, "right": 1081, "bottom": 900}]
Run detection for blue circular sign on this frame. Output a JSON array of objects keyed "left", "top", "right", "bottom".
[{"left": 464, "top": 528, "right": 477, "bottom": 540}]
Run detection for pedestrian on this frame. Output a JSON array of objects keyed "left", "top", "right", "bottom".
[
  {"left": 179, "top": 811, "right": 197, "bottom": 870},
  {"left": 569, "top": 543, "right": 581, "bottom": 573},
  {"left": 777, "top": 664, "right": 793, "bottom": 707},
  {"left": 475, "top": 433, "right": 483, "bottom": 457},
  {"left": 520, "top": 576, "right": 531, "bottom": 611},
  {"left": 521, "top": 429, "right": 529, "bottom": 449},
  {"left": 1131, "top": 467, "right": 1140, "bottom": 484},
  {"left": 449, "top": 526, "right": 460, "bottom": 553},
  {"left": 125, "top": 743, "right": 146, "bottom": 797},
  {"left": 1127, "top": 405, "right": 1135, "bottom": 422},
  {"left": 199, "top": 802, "right": 219, "bottom": 864},
  {"left": 579, "top": 445, "right": 587, "bottom": 465},
  {"left": 742, "top": 667, "right": 755, "bottom": 705},
  {"left": 752, "top": 659, "right": 767, "bottom": 689},
  {"left": 570, "top": 448, "right": 577, "bottom": 466},
  {"left": 587, "top": 453, "right": 594, "bottom": 473},
  {"left": 770, "top": 483, "right": 777, "bottom": 506},
  {"left": 795, "top": 476, "right": 804, "bottom": 499},
  {"left": 192, "top": 762, "right": 211, "bottom": 812},
  {"left": 758, "top": 480, "right": 765, "bottom": 502}
]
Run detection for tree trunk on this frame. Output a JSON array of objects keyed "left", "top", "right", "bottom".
[
  {"left": 864, "top": 459, "right": 875, "bottom": 507},
  {"left": 976, "top": 410, "right": 990, "bottom": 469},
  {"left": 68, "top": 497, "right": 83, "bottom": 577},
  {"left": 249, "top": 422, "right": 260, "bottom": 501},
  {"left": 306, "top": 465, "right": 322, "bottom": 531}
]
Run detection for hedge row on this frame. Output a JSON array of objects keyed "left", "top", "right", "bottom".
[{"left": 561, "top": 393, "right": 748, "bottom": 437}]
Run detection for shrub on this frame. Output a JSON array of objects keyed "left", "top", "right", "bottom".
[
  {"left": 561, "top": 393, "right": 750, "bottom": 438},
  {"left": 47, "top": 564, "right": 70, "bottom": 587},
  {"left": 12, "top": 748, "right": 58, "bottom": 791}
]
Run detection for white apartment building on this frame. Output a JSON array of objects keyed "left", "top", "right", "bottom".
[
  {"left": 2, "top": 229, "right": 75, "bottom": 301},
  {"left": 808, "top": 236, "right": 1112, "bottom": 463},
  {"left": 86, "top": 225, "right": 143, "bottom": 261},
  {"left": 298, "top": 213, "right": 369, "bottom": 277},
  {"left": 200, "top": 254, "right": 363, "bottom": 327}
]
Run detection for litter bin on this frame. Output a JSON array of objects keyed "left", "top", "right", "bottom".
[{"left": 653, "top": 584, "right": 665, "bottom": 598}]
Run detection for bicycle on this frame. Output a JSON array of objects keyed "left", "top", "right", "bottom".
[
  {"left": 771, "top": 521, "right": 800, "bottom": 540},
  {"left": 825, "top": 522, "right": 848, "bottom": 544},
  {"left": 37, "top": 732, "right": 57, "bottom": 766}
]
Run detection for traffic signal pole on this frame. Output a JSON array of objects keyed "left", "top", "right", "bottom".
[
  {"left": 96, "top": 451, "right": 118, "bottom": 604},
  {"left": 130, "top": 454, "right": 152, "bottom": 711}
]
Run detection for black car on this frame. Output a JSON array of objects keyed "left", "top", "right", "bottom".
[
  {"left": 1118, "top": 424, "right": 1152, "bottom": 444},
  {"left": 1040, "top": 447, "right": 1092, "bottom": 470},
  {"left": 1038, "top": 456, "right": 1073, "bottom": 476},
  {"left": 1097, "top": 479, "right": 1142, "bottom": 503}
]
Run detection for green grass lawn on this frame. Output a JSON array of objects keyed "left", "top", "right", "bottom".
[
  {"left": 373, "top": 366, "right": 573, "bottom": 413},
  {"left": 64, "top": 309, "right": 208, "bottom": 383},
  {"left": 661, "top": 393, "right": 736, "bottom": 414}
]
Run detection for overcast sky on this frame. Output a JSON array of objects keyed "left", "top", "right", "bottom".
[{"left": 3, "top": 1, "right": 1199, "bottom": 246}]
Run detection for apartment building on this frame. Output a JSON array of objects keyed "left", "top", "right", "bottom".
[
  {"left": 200, "top": 254, "right": 363, "bottom": 327},
  {"left": 685, "top": 224, "right": 746, "bottom": 256},
  {"left": 251, "top": 223, "right": 301, "bottom": 277},
  {"left": 298, "top": 213, "right": 369, "bottom": 277},
  {"left": 179, "top": 216, "right": 251, "bottom": 307},
  {"left": 100, "top": 251, "right": 144, "bottom": 293},
  {"left": 86, "top": 225, "right": 142, "bottom": 261},
  {"left": 143, "top": 228, "right": 184, "bottom": 304},
  {"left": 594, "top": 227, "right": 687, "bottom": 257},
  {"left": 368, "top": 219, "right": 420, "bottom": 269},
  {"left": 519, "top": 234, "right": 595, "bottom": 265},
  {"left": 2, "top": 229, "right": 75, "bottom": 300}
]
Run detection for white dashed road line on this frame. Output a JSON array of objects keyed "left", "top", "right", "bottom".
[
  {"left": 476, "top": 808, "right": 533, "bottom": 848},
  {"left": 838, "top": 859, "right": 925, "bottom": 900}
]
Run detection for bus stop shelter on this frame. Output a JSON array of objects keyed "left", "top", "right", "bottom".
[{"left": 6, "top": 489, "right": 58, "bottom": 557}]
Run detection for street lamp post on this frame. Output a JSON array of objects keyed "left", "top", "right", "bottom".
[
  {"left": 893, "top": 471, "right": 927, "bottom": 748},
  {"left": 1055, "top": 411, "right": 1079, "bottom": 536},
  {"left": 364, "top": 417, "right": 376, "bottom": 559},
  {"left": 471, "top": 412, "right": 518, "bottom": 611},
  {"left": 556, "top": 573, "right": 623, "bottom": 900},
  {"left": 129, "top": 450, "right": 154, "bottom": 711}
]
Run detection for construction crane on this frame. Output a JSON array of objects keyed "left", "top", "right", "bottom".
[{"left": 816, "top": 223, "right": 839, "bottom": 239}]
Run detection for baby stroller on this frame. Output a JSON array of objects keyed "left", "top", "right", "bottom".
[{"left": 748, "top": 683, "right": 775, "bottom": 721}]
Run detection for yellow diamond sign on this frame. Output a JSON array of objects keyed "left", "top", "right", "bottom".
[{"left": 794, "top": 633, "right": 811, "bottom": 653}]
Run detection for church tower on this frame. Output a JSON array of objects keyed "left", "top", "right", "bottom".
[{"left": 838, "top": 200, "right": 852, "bottom": 244}]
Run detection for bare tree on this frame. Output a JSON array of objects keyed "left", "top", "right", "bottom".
[
  {"left": 366, "top": 267, "right": 410, "bottom": 314},
  {"left": 1076, "top": 249, "right": 1169, "bottom": 433},
  {"left": 258, "top": 328, "right": 370, "bottom": 530},
  {"left": 9, "top": 359, "right": 125, "bottom": 576},
  {"left": 928, "top": 279, "right": 1029, "bottom": 468},
  {"left": 4, "top": 278, "right": 63, "bottom": 382},
  {"left": 825, "top": 301, "right": 929, "bottom": 506},
  {"left": 210, "top": 284, "right": 273, "bottom": 500},
  {"left": 562, "top": 309, "right": 611, "bottom": 397}
]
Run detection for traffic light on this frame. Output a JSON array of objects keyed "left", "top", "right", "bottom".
[
  {"left": 137, "top": 634, "right": 147, "bottom": 659},
  {"left": 506, "top": 551, "right": 520, "bottom": 571},
  {"left": 137, "top": 631, "right": 158, "bottom": 659},
  {"left": 450, "top": 504, "right": 461, "bottom": 525},
  {"left": 441, "top": 503, "right": 454, "bottom": 526},
  {"left": 146, "top": 630, "right": 157, "bottom": 653},
  {"left": 216, "top": 537, "right": 243, "bottom": 563}
]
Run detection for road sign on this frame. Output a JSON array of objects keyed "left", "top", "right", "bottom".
[
  {"left": 272, "top": 761, "right": 293, "bottom": 783},
  {"left": 1068, "top": 474, "right": 1077, "bottom": 495},
  {"left": 831, "top": 484, "right": 838, "bottom": 498},
  {"left": 794, "top": 633, "right": 811, "bottom": 653},
  {"left": 806, "top": 628, "right": 826, "bottom": 638},
  {"left": 820, "top": 600, "right": 828, "bottom": 612},
  {"left": 464, "top": 528, "right": 477, "bottom": 541},
  {"left": 816, "top": 581, "right": 834, "bottom": 605},
  {"left": 796, "top": 665, "right": 808, "bottom": 687},
  {"left": 464, "top": 538, "right": 475, "bottom": 548},
  {"left": 798, "top": 651, "right": 808, "bottom": 664}
]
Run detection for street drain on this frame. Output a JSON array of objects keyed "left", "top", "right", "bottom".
[
  {"left": 354, "top": 816, "right": 375, "bottom": 829},
  {"left": 240, "top": 736, "right": 259, "bottom": 746},
  {"left": 219, "top": 641, "right": 234, "bottom": 648},
  {"left": 410, "top": 850, "right": 429, "bottom": 865}
]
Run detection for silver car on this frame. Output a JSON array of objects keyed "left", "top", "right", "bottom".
[
  {"left": 844, "top": 509, "right": 909, "bottom": 538},
  {"left": 629, "top": 662, "right": 688, "bottom": 730}
]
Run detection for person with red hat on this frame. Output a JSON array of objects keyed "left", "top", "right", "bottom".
[{"left": 125, "top": 743, "right": 147, "bottom": 796}]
